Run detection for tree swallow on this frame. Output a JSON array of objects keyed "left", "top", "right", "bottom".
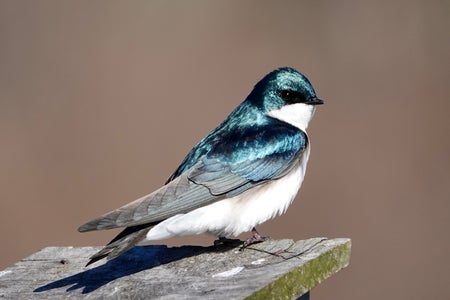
[{"left": 79, "top": 67, "right": 324, "bottom": 266}]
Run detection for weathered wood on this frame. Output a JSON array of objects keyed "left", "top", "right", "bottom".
[{"left": 0, "top": 238, "right": 351, "bottom": 299}]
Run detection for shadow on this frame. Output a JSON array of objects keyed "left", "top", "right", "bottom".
[{"left": 34, "top": 241, "right": 241, "bottom": 294}]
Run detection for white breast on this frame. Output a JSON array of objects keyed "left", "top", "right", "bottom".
[{"left": 145, "top": 145, "right": 311, "bottom": 240}]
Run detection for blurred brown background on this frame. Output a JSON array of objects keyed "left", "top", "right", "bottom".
[{"left": 1, "top": 1, "right": 449, "bottom": 299}]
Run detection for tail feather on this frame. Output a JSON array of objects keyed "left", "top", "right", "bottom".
[{"left": 86, "top": 223, "right": 155, "bottom": 266}]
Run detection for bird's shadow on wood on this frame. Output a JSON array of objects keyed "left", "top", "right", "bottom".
[{"left": 34, "top": 241, "right": 241, "bottom": 294}]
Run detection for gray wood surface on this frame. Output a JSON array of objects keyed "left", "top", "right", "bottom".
[{"left": 0, "top": 237, "right": 351, "bottom": 299}]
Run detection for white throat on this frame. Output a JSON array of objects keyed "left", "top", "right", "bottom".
[{"left": 267, "top": 103, "right": 316, "bottom": 131}]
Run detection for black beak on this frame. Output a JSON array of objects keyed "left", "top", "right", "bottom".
[{"left": 307, "top": 97, "right": 324, "bottom": 105}]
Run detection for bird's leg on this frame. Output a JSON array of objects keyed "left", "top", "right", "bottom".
[{"left": 242, "top": 227, "right": 270, "bottom": 249}]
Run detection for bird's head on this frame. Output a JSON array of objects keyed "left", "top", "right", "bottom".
[{"left": 247, "top": 67, "right": 324, "bottom": 131}]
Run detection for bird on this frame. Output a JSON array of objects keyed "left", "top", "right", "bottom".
[{"left": 78, "top": 67, "right": 324, "bottom": 266}]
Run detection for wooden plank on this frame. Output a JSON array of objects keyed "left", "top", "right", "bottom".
[{"left": 0, "top": 238, "right": 351, "bottom": 299}]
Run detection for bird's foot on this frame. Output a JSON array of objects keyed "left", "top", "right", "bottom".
[
  {"left": 241, "top": 227, "right": 270, "bottom": 250},
  {"left": 214, "top": 236, "right": 241, "bottom": 247}
]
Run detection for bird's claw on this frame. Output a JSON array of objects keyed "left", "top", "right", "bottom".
[{"left": 241, "top": 227, "right": 270, "bottom": 250}]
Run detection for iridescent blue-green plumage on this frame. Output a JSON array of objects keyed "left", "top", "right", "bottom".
[
  {"left": 167, "top": 67, "right": 316, "bottom": 182},
  {"left": 188, "top": 120, "right": 308, "bottom": 197}
]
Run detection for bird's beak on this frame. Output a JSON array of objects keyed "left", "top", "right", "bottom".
[{"left": 307, "top": 97, "right": 324, "bottom": 105}]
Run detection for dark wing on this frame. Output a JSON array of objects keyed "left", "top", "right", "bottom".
[{"left": 78, "top": 122, "right": 308, "bottom": 232}]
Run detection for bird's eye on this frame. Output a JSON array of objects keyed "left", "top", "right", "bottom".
[{"left": 279, "top": 90, "right": 306, "bottom": 104}]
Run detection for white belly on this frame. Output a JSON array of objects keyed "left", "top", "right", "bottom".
[{"left": 145, "top": 146, "right": 310, "bottom": 241}]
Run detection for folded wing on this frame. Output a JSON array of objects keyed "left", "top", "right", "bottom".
[{"left": 78, "top": 121, "right": 307, "bottom": 232}]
